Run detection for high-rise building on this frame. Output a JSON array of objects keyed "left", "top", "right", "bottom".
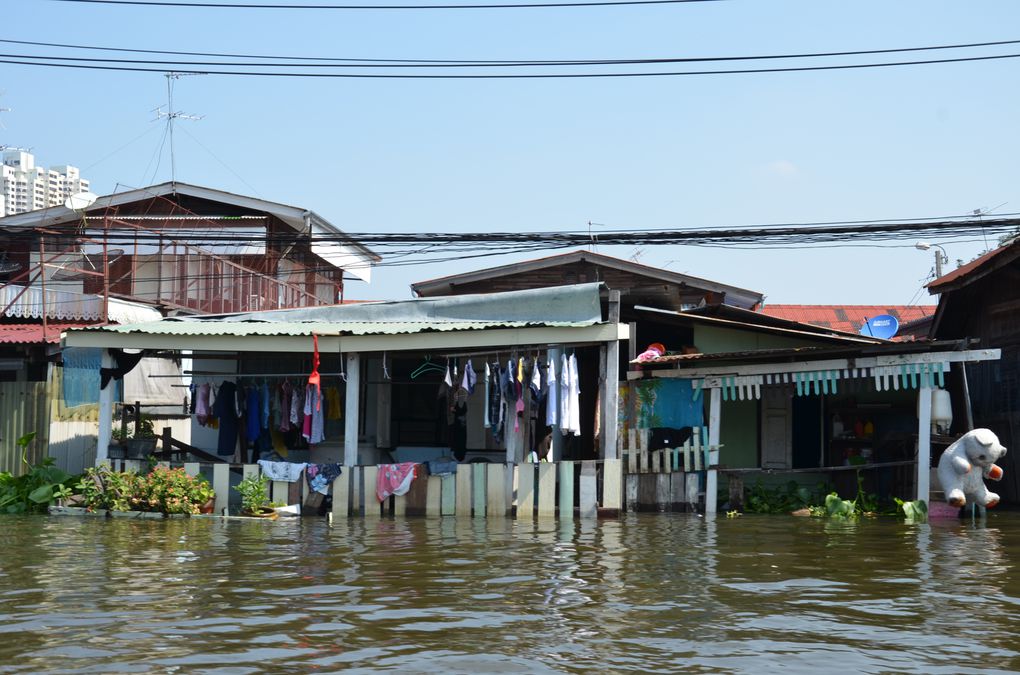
[{"left": 0, "top": 151, "right": 91, "bottom": 217}]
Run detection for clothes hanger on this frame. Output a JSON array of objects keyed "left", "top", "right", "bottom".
[{"left": 411, "top": 355, "right": 447, "bottom": 379}]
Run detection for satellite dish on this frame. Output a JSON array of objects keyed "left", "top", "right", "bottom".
[
  {"left": 860, "top": 314, "right": 899, "bottom": 339},
  {"left": 64, "top": 191, "right": 99, "bottom": 211}
]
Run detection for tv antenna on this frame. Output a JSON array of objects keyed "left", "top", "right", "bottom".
[{"left": 153, "top": 72, "right": 204, "bottom": 183}]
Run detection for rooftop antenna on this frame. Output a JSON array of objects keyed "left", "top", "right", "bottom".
[{"left": 154, "top": 72, "right": 204, "bottom": 184}]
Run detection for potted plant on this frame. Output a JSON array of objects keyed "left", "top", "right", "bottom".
[
  {"left": 234, "top": 473, "right": 276, "bottom": 519},
  {"left": 115, "top": 415, "right": 158, "bottom": 460}
]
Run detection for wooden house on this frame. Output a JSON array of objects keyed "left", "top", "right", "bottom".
[
  {"left": 927, "top": 238, "right": 1020, "bottom": 503},
  {"left": 0, "top": 182, "right": 379, "bottom": 474}
]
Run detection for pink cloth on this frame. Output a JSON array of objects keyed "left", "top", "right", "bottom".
[{"left": 376, "top": 462, "right": 417, "bottom": 502}]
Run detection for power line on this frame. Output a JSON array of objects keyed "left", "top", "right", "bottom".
[
  {"left": 4, "top": 37, "right": 1019, "bottom": 66},
  {"left": 47, "top": 0, "right": 725, "bottom": 10},
  {"left": 3, "top": 51, "right": 1020, "bottom": 78}
]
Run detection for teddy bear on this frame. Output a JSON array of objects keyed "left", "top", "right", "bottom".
[{"left": 936, "top": 428, "right": 1007, "bottom": 508}]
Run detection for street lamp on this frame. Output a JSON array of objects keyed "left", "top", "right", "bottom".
[{"left": 915, "top": 241, "right": 949, "bottom": 278}]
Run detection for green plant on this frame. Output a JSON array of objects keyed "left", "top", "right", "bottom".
[
  {"left": 0, "top": 433, "right": 78, "bottom": 514},
  {"left": 135, "top": 466, "right": 214, "bottom": 515},
  {"left": 111, "top": 414, "right": 156, "bottom": 441},
  {"left": 744, "top": 480, "right": 824, "bottom": 514},
  {"left": 235, "top": 473, "right": 270, "bottom": 514},
  {"left": 894, "top": 498, "right": 929, "bottom": 523},
  {"left": 76, "top": 466, "right": 140, "bottom": 512}
]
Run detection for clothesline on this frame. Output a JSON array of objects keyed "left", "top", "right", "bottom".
[{"left": 148, "top": 371, "right": 348, "bottom": 379}]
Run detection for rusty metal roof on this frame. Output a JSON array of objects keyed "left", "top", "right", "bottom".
[{"left": 0, "top": 323, "right": 84, "bottom": 344}]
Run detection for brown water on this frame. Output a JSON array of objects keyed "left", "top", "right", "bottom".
[{"left": 1, "top": 513, "right": 1019, "bottom": 674}]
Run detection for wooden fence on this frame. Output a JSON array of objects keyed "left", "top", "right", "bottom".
[{"left": 619, "top": 427, "right": 717, "bottom": 513}]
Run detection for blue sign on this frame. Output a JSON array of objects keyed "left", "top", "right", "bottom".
[{"left": 860, "top": 314, "right": 899, "bottom": 339}]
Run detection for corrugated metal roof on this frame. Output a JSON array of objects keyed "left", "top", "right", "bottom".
[
  {"left": 0, "top": 323, "right": 85, "bottom": 344},
  {"left": 927, "top": 240, "right": 1020, "bottom": 292},
  {"left": 69, "top": 283, "right": 605, "bottom": 339},
  {"left": 761, "top": 304, "right": 935, "bottom": 337}
]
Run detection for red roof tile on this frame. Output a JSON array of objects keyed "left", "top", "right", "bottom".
[
  {"left": 760, "top": 305, "right": 935, "bottom": 337},
  {"left": 0, "top": 323, "right": 86, "bottom": 344}
]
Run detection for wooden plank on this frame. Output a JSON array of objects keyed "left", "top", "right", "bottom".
[
  {"left": 656, "top": 473, "right": 671, "bottom": 512},
  {"left": 350, "top": 466, "right": 362, "bottom": 516},
  {"left": 472, "top": 463, "right": 487, "bottom": 518},
  {"left": 441, "top": 474, "right": 457, "bottom": 516},
  {"left": 426, "top": 476, "right": 442, "bottom": 517},
  {"left": 272, "top": 480, "right": 288, "bottom": 505},
  {"left": 184, "top": 462, "right": 200, "bottom": 477},
  {"left": 693, "top": 430, "right": 703, "bottom": 471},
  {"left": 393, "top": 493, "right": 407, "bottom": 517},
  {"left": 626, "top": 429, "right": 637, "bottom": 473},
  {"left": 456, "top": 465, "right": 472, "bottom": 516},
  {"left": 682, "top": 440, "right": 692, "bottom": 472},
  {"left": 404, "top": 468, "right": 429, "bottom": 516},
  {"left": 602, "top": 458, "right": 622, "bottom": 512},
  {"left": 362, "top": 466, "right": 380, "bottom": 518},
  {"left": 558, "top": 461, "right": 574, "bottom": 519},
  {"left": 579, "top": 461, "right": 597, "bottom": 519},
  {"left": 537, "top": 462, "right": 556, "bottom": 518},
  {"left": 685, "top": 473, "right": 699, "bottom": 508},
  {"left": 332, "top": 471, "right": 350, "bottom": 518},
  {"left": 213, "top": 463, "right": 229, "bottom": 516},
  {"left": 639, "top": 449, "right": 649, "bottom": 474},
  {"left": 517, "top": 463, "right": 536, "bottom": 519},
  {"left": 486, "top": 463, "right": 507, "bottom": 517},
  {"left": 651, "top": 449, "right": 661, "bottom": 473},
  {"left": 242, "top": 463, "right": 258, "bottom": 481},
  {"left": 625, "top": 474, "right": 638, "bottom": 512},
  {"left": 637, "top": 474, "right": 657, "bottom": 511},
  {"left": 670, "top": 471, "right": 686, "bottom": 510}
]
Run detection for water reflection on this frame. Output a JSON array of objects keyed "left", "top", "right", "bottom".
[{"left": 1, "top": 513, "right": 1019, "bottom": 673}]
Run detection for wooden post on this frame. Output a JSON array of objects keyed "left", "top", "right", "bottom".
[
  {"left": 213, "top": 463, "right": 229, "bottom": 515},
  {"left": 456, "top": 465, "right": 472, "bottom": 516},
  {"left": 362, "top": 466, "right": 380, "bottom": 518},
  {"left": 603, "top": 458, "right": 622, "bottom": 513},
  {"left": 96, "top": 350, "right": 114, "bottom": 463},
  {"left": 537, "top": 462, "right": 556, "bottom": 517},
  {"left": 332, "top": 472, "right": 350, "bottom": 518},
  {"left": 441, "top": 474, "right": 457, "bottom": 515},
  {"left": 958, "top": 361, "right": 974, "bottom": 431},
  {"left": 350, "top": 466, "right": 362, "bottom": 516},
  {"left": 162, "top": 426, "right": 173, "bottom": 460},
  {"left": 579, "top": 461, "right": 597, "bottom": 519},
  {"left": 486, "top": 463, "right": 507, "bottom": 517},
  {"left": 518, "top": 463, "right": 536, "bottom": 519},
  {"left": 728, "top": 475, "right": 744, "bottom": 511},
  {"left": 918, "top": 384, "right": 932, "bottom": 503},
  {"left": 426, "top": 475, "right": 442, "bottom": 517},
  {"left": 472, "top": 463, "right": 487, "bottom": 517},
  {"left": 343, "top": 353, "right": 360, "bottom": 467},
  {"left": 603, "top": 290, "right": 621, "bottom": 460},
  {"left": 706, "top": 387, "right": 721, "bottom": 514},
  {"left": 558, "top": 461, "right": 574, "bottom": 519}
]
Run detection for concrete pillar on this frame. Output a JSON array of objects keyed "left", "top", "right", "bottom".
[
  {"left": 343, "top": 352, "right": 360, "bottom": 467},
  {"left": 96, "top": 349, "right": 114, "bottom": 464},
  {"left": 706, "top": 386, "right": 722, "bottom": 514},
  {"left": 917, "top": 384, "right": 931, "bottom": 503}
]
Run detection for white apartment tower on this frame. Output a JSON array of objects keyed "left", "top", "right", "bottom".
[{"left": 0, "top": 151, "right": 91, "bottom": 217}]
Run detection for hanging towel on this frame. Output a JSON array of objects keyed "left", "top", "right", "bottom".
[
  {"left": 214, "top": 380, "right": 239, "bottom": 456},
  {"left": 196, "top": 383, "right": 211, "bottom": 426},
  {"left": 62, "top": 347, "right": 101, "bottom": 408},
  {"left": 258, "top": 459, "right": 308, "bottom": 482},
  {"left": 303, "top": 384, "right": 324, "bottom": 444},
  {"left": 278, "top": 381, "right": 293, "bottom": 432},
  {"left": 245, "top": 386, "right": 262, "bottom": 443},
  {"left": 567, "top": 353, "right": 581, "bottom": 436},
  {"left": 376, "top": 462, "right": 417, "bottom": 502},
  {"left": 306, "top": 463, "right": 343, "bottom": 494}
]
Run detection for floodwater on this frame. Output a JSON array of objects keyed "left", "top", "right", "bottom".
[{"left": 1, "top": 513, "right": 1019, "bottom": 674}]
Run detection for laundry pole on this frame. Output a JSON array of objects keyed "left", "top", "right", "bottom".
[
  {"left": 343, "top": 353, "right": 360, "bottom": 467},
  {"left": 706, "top": 386, "right": 721, "bottom": 514},
  {"left": 602, "top": 290, "right": 621, "bottom": 460}
]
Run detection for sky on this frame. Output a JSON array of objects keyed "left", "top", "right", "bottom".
[{"left": 2, "top": 0, "right": 1019, "bottom": 307}]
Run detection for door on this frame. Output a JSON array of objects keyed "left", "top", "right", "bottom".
[{"left": 761, "top": 387, "right": 793, "bottom": 469}]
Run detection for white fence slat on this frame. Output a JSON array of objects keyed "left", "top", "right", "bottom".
[
  {"left": 537, "top": 462, "right": 556, "bottom": 518},
  {"left": 213, "top": 463, "right": 229, "bottom": 515},
  {"left": 579, "top": 461, "right": 597, "bottom": 519},
  {"left": 517, "top": 464, "right": 535, "bottom": 519},
  {"left": 558, "top": 461, "right": 574, "bottom": 519}
]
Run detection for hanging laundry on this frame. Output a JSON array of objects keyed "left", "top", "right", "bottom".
[
  {"left": 489, "top": 362, "right": 505, "bottom": 444},
  {"left": 560, "top": 353, "right": 571, "bottom": 435},
  {"left": 195, "top": 383, "right": 211, "bottom": 426},
  {"left": 529, "top": 358, "right": 542, "bottom": 402},
  {"left": 290, "top": 385, "right": 304, "bottom": 428},
  {"left": 443, "top": 364, "right": 454, "bottom": 389},
  {"left": 546, "top": 356, "right": 558, "bottom": 428},
  {"left": 303, "top": 383, "right": 325, "bottom": 445},
  {"left": 278, "top": 381, "right": 293, "bottom": 432},
  {"left": 567, "top": 353, "right": 581, "bottom": 436},
  {"left": 257, "top": 459, "right": 308, "bottom": 482},
  {"left": 305, "top": 463, "right": 343, "bottom": 495},
  {"left": 426, "top": 458, "right": 458, "bottom": 476},
  {"left": 376, "top": 462, "right": 418, "bottom": 502},
  {"left": 213, "top": 380, "right": 239, "bottom": 456},
  {"left": 324, "top": 386, "right": 342, "bottom": 421},
  {"left": 308, "top": 333, "right": 322, "bottom": 409},
  {"left": 62, "top": 347, "right": 101, "bottom": 408},
  {"left": 261, "top": 381, "right": 271, "bottom": 431},
  {"left": 483, "top": 363, "right": 492, "bottom": 429},
  {"left": 462, "top": 360, "right": 477, "bottom": 395},
  {"left": 270, "top": 428, "right": 289, "bottom": 457},
  {"left": 245, "top": 385, "right": 262, "bottom": 444}
]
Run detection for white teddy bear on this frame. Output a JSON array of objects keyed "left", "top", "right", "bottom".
[{"left": 937, "top": 428, "right": 1007, "bottom": 508}]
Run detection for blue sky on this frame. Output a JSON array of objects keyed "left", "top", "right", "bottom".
[{"left": 3, "top": 0, "right": 1018, "bottom": 306}]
